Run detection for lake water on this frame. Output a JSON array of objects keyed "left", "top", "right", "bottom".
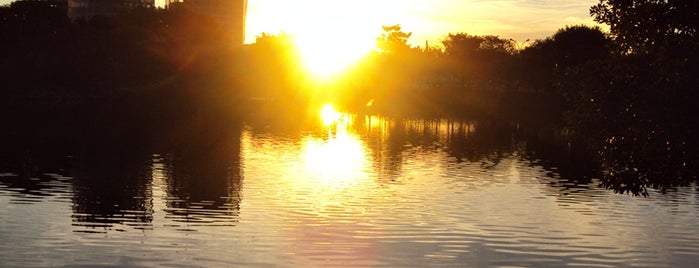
[{"left": 1, "top": 114, "right": 698, "bottom": 267}]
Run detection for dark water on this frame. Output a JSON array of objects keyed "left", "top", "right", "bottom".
[{"left": 1, "top": 115, "right": 698, "bottom": 267}]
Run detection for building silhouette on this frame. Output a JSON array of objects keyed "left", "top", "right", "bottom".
[
  {"left": 64, "top": 0, "right": 246, "bottom": 46},
  {"left": 67, "top": 0, "right": 155, "bottom": 20},
  {"left": 167, "top": 0, "right": 248, "bottom": 46}
]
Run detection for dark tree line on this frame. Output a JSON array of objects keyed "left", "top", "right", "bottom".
[
  {"left": 325, "top": 24, "right": 611, "bottom": 122},
  {"left": 572, "top": 0, "right": 699, "bottom": 195}
]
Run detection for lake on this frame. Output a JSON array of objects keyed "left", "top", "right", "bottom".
[{"left": 1, "top": 113, "right": 698, "bottom": 267}]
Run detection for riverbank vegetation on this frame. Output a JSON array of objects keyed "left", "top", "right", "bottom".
[{"left": 1, "top": 0, "right": 696, "bottom": 195}]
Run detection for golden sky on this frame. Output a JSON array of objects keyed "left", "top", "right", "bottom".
[
  {"left": 241, "top": 0, "right": 601, "bottom": 45},
  {"left": 1, "top": 0, "right": 601, "bottom": 45}
]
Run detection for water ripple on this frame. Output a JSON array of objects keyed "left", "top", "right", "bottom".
[{"left": 2, "top": 119, "right": 699, "bottom": 267}]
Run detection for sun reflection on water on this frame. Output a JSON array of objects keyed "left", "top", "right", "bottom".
[
  {"left": 298, "top": 104, "right": 368, "bottom": 187},
  {"left": 320, "top": 104, "right": 342, "bottom": 126},
  {"left": 302, "top": 131, "right": 368, "bottom": 187}
]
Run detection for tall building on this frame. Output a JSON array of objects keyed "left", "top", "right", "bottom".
[
  {"left": 168, "top": 0, "right": 248, "bottom": 46},
  {"left": 68, "top": 0, "right": 155, "bottom": 20}
]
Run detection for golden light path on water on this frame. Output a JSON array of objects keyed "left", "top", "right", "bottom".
[
  {"left": 302, "top": 132, "right": 367, "bottom": 187},
  {"left": 241, "top": 104, "right": 376, "bottom": 210},
  {"left": 301, "top": 104, "right": 369, "bottom": 190},
  {"left": 237, "top": 105, "right": 382, "bottom": 264}
]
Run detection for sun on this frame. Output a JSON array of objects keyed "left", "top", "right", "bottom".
[
  {"left": 249, "top": 1, "right": 392, "bottom": 80},
  {"left": 246, "top": 0, "right": 434, "bottom": 80},
  {"left": 290, "top": 6, "right": 379, "bottom": 80},
  {"left": 294, "top": 34, "right": 374, "bottom": 80}
]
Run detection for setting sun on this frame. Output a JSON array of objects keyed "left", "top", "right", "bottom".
[
  {"left": 294, "top": 35, "right": 373, "bottom": 79},
  {"left": 287, "top": 1, "right": 386, "bottom": 79},
  {"left": 246, "top": 1, "right": 402, "bottom": 79}
]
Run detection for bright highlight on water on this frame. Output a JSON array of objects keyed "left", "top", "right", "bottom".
[{"left": 320, "top": 104, "right": 342, "bottom": 126}]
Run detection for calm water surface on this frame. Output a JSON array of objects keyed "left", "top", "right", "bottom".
[{"left": 1, "top": 115, "right": 698, "bottom": 267}]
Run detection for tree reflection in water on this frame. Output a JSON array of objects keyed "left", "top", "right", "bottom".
[
  {"left": 160, "top": 128, "right": 243, "bottom": 228},
  {"left": 71, "top": 148, "right": 153, "bottom": 231},
  {"left": 2, "top": 112, "right": 699, "bottom": 267},
  {"left": 0, "top": 150, "right": 73, "bottom": 204},
  {"left": 344, "top": 116, "right": 598, "bottom": 189},
  {"left": 0, "top": 112, "right": 665, "bottom": 236}
]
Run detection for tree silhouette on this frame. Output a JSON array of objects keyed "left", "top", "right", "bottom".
[
  {"left": 591, "top": 0, "right": 698, "bottom": 54},
  {"left": 517, "top": 25, "right": 610, "bottom": 98},
  {"left": 441, "top": 33, "right": 516, "bottom": 81},
  {"left": 558, "top": 1, "right": 699, "bottom": 195},
  {"left": 241, "top": 32, "right": 310, "bottom": 115},
  {"left": 376, "top": 24, "right": 412, "bottom": 55}
]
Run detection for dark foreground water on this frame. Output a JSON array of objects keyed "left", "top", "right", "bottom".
[{"left": 1, "top": 115, "right": 698, "bottom": 267}]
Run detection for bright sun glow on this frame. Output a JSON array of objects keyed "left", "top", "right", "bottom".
[
  {"left": 294, "top": 35, "right": 373, "bottom": 79},
  {"left": 248, "top": 1, "right": 402, "bottom": 79},
  {"left": 291, "top": 15, "right": 377, "bottom": 79},
  {"left": 320, "top": 104, "right": 342, "bottom": 126}
]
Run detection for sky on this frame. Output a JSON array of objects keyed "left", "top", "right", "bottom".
[
  {"left": 242, "top": 0, "right": 602, "bottom": 46},
  {"left": 2, "top": 0, "right": 602, "bottom": 46}
]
